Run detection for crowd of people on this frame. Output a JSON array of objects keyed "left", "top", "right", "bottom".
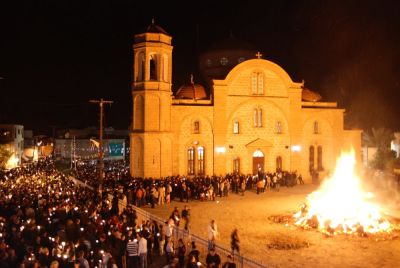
[
  {"left": 0, "top": 158, "right": 178, "bottom": 268},
  {"left": 0, "top": 158, "right": 303, "bottom": 267},
  {"left": 71, "top": 160, "right": 304, "bottom": 212}
]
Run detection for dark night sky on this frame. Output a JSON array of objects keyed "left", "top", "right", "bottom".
[{"left": 1, "top": 0, "right": 400, "bottom": 135}]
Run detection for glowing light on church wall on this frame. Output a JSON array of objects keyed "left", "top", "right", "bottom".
[
  {"left": 215, "top": 146, "right": 226, "bottom": 154},
  {"left": 291, "top": 145, "right": 302, "bottom": 152}
]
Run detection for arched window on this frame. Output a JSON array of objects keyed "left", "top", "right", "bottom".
[
  {"left": 317, "top": 146, "right": 323, "bottom": 171},
  {"left": 163, "top": 54, "right": 168, "bottom": 82},
  {"left": 253, "top": 109, "right": 258, "bottom": 127},
  {"left": 150, "top": 54, "right": 157, "bottom": 80},
  {"left": 251, "top": 73, "right": 258, "bottom": 94},
  {"left": 198, "top": 146, "right": 205, "bottom": 175},
  {"left": 253, "top": 108, "right": 263, "bottom": 127},
  {"left": 137, "top": 52, "right": 145, "bottom": 81},
  {"left": 276, "top": 156, "right": 282, "bottom": 172},
  {"left": 253, "top": 150, "right": 264, "bottom": 157},
  {"left": 276, "top": 121, "right": 282, "bottom": 134},
  {"left": 233, "top": 121, "right": 239, "bottom": 134},
  {"left": 233, "top": 157, "right": 240, "bottom": 174},
  {"left": 251, "top": 72, "right": 264, "bottom": 95},
  {"left": 258, "top": 72, "right": 264, "bottom": 94},
  {"left": 194, "top": 121, "right": 200, "bottom": 134},
  {"left": 309, "top": 146, "right": 315, "bottom": 172},
  {"left": 187, "top": 147, "right": 195, "bottom": 175},
  {"left": 313, "top": 121, "right": 319, "bottom": 134}
]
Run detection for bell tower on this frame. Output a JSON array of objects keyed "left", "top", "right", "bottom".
[{"left": 130, "top": 20, "right": 173, "bottom": 178}]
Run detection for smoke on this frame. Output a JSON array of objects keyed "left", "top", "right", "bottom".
[{"left": 360, "top": 169, "right": 400, "bottom": 219}]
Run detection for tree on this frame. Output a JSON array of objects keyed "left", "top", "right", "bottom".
[
  {"left": 363, "top": 128, "right": 394, "bottom": 149},
  {"left": 0, "top": 145, "right": 12, "bottom": 170},
  {"left": 363, "top": 128, "right": 395, "bottom": 170}
]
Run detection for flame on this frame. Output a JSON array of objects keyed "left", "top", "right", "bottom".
[
  {"left": 294, "top": 149, "right": 391, "bottom": 235},
  {"left": 5, "top": 154, "right": 19, "bottom": 169}
]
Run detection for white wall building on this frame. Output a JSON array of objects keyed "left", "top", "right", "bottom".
[
  {"left": 391, "top": 132, "right": 400, "bottom": 158},
  {"left": 0, "top": 124, "right": 24, "bottom": 168}
]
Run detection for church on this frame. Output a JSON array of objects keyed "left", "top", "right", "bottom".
[{"left": 130, "top": 22, "right": 362, "bottom": 182}]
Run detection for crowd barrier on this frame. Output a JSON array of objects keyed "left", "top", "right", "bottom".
[
  {"left": 125, "top": 203, "right": 270, "bottom": 268},
  {"left": 69, "top": 175, "right": 270, "bottom": 268}
]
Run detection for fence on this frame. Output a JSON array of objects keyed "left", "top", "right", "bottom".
[
  {"left": 130, "top": 204, "right": 270, "bottom": 268},
  {"left": 69, "top": 176, "right": 270, "bottom": 267}
]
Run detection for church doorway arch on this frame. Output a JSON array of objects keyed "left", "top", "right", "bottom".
[{"left": 252, "top": 149, "right": 265, "bottom": 174}]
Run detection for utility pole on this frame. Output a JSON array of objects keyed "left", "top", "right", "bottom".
[{"left": 89, "top": 98, "right": 113, "bottom": 202}]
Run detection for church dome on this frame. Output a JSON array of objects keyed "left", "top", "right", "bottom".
[
  {"left": 145, "top": 19, "right": 169, "bottom": 35},
  {"left": 175, "top": 83, "right": 207, "bottom": 100},
  {"left": 199, "top": 35, "right": 257, "bottom": 81},
  {"left": 207, "top": 36, "right": 256, "bottom": 52},
  {"left": 302, "top": 88, "right": 322, "bottom": 102}
]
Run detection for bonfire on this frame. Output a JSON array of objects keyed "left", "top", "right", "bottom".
[{"left": 294, "top": 150, "right": 392, "bottom": 235}]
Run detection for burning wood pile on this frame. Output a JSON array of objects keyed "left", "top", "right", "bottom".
[{"left": 293, "top": 150, "right": 394, "bottom": 236}]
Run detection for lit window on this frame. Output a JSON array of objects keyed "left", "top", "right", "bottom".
[
  {"left": 233, "top": 158, "right": 240, "bottom": 174},
  {"left": 150, "top": 54, "right": 157, "bottom": 80},
  {"left": 253, "top": 108, "right": 263, "bottom": 128},
  {"left": 137, "top": 52, "right": 145, "bottom": 81},
  {"left": 220, "top": 57, "right": 228, "bottom": 66},
  {"left": 233, "top": 121, "right": 239, "bottom": 134},
  {"left": 309, "top": 146, "right": 315, "bottom": 172},
  {"left": 276, "top": 121, "right": 282, "bottom": 134},
  {"left": 313, "top": 121, "right": 319, "bottom": 134},
  {"left": 194, "top": 121, "right": 200, "bottom": 134},
  {"left": 257, "top": 73, "right": 264, "bottom": 94},
  {"left": 253, "top": 109, "right": 258, "bottom": 127},
  {"left": 251, "top": 72, "right": 264, "bottom": 95},
  {"left": 317, "top": 146, "right": 323, "bottom": 171},
  {"left": 276, "top": 156, "right": 282, "bottom": 172},
  {"left": 251, "top": 73, "right": 257, "bottom": 95},
  {"left": 198, "top": 146, "right": 205, "bottom": 175},
  {"left": 206, "top": 59, "right": 212, "bottom": 67},
  {"left": 187, "top": 147, "right": 195, "bottom": 175}
]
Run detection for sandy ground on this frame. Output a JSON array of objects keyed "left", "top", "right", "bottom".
[{"left": 144, "top": 184, "right": 400, "bottom": 268}]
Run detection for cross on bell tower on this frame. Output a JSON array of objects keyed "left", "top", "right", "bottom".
[{"left": 255, "top": 51, "right": 263, "bottom": 59}]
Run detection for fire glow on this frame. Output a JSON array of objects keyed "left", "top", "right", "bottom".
[{"left": 294, "top": 150, "right": 392, "bottom": 235}]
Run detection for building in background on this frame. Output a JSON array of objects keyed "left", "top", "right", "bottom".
[
  {"left": 130, "top": 22, "right": 362, "bottom": 182},
  {"left": 391, "top": 132, "right": 400, "bottom": 158},
  {"left": 0, "top": 124, "right": 24, "bottom": 168},
  {"left": 54, "top": 138, "right": 126, "bottom": 162},
  {"left": 53, "top": 127, "right": 129, "bottom": 163}
]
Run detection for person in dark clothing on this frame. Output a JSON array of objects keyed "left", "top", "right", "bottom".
[
  {"left": 177, "top": 238, "right": 186, "bottom": 268},
  {"left": 181, "top": 205, "right": 190, "bottom": 231},
  {"left": 187, "top": 241, "right": 200, "bottom": 263},
  {"left": 222, "top": 255, "right": 236, "bottom": 268},
  {"left": 206, "top": 248, "right": 221, "bottom": 268},
  {"left": 230, "top": 229, "right": 240, "bottom": 257},
  {"left": 298, "top": 174, "right": 304, "bottom": 185}
]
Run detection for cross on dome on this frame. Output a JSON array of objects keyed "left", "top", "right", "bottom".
[{"left": 255, "top": 51, "right": 263, "bottom": 59}]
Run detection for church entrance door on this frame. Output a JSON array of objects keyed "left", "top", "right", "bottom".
[{"left": 252, "top": 150, "right": 265, "bottom": 175}]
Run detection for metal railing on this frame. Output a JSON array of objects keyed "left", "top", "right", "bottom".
[
  {"left": 69, "top": 176, "right": 270, "bottom": 267},
  {"left": 130, "top": 204, "right": 270, "bottom": 268}
]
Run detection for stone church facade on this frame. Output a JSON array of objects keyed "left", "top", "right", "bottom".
[{"left": 130, "top": 23, "right": 361, "bottom": 182}]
